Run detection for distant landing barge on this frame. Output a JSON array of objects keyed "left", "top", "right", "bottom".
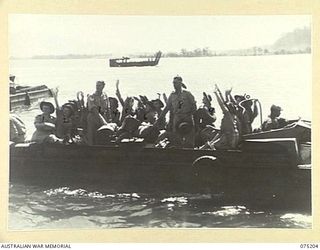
[
  {"left": 109, "top": 51, "right": 162, "bottom": 67},
  {"left": 10, "top": 75, "right": 53, "bottom": 109}
]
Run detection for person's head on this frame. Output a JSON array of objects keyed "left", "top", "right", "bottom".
[
  {"left": 202, "top": 92, "right": 212, "bottom": 107},
  {"left": 151, "top": 99, "right": 164, "bottom": 110},
  {"left": 96, "top": 81, "right": 105, "bottom": 93},
  {"left": 62, "top": 104, "right": 74, "bottom": 117},
  {"left": 234, "top": 95, "right": 245, "bottom": 104},
  {"left": 270, "top": 105, "right": 282, "bottom": 117},
  {"left": 173, "top": 76, "right": 186, "bottom": 91},
  {"left": 145, "top": 101, "right": 156, "bottom": 112},
  {"left": 125, "top": 97, "right": 134, "bottom": 107},
  {"left": 40, "top": 101, "right": 55, "bottom": 115},
  {"left": 108, "top": 97, "right": 119, "bottom": 110}
]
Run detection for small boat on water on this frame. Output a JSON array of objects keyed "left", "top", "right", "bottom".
[
  {"left": 10, "top": 120, "right": 311, "bottom": 209},
  {"left": 9, "top": 75, "right": 53, "bottom": 109},
  {"left": 109, "top": 51, "right": 162, "bottom": 67}
]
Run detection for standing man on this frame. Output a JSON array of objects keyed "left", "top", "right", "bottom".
[
  {"left": 87, "top": 81, "right": 109, "bottom": 145},
  {"left": 155, "top": 76, "right": 197, "bottom": 148}
]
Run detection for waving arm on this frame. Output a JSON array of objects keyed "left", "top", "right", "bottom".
[{"left": 115, "top": 80, "right": 125, "bottom": 107}]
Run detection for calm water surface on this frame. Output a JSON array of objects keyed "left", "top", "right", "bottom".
[{"left": 9, "top": 55, "right": 312, "bottom": 229}]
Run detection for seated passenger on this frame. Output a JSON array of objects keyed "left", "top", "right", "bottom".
[
  {"left": 194, "top": 92, "right": 217, "bottom": 146},
  {"left": 238, "top": 99, "right": 258, "bottom": 135},
  {"left": 225, "top": 89, "right": 244, "bottom": 136},
  {"left": 31, "top": 101, "right": 59, "bottom": 143},
  {"left": 202, "top": 85, "right": 240, "bottom": 150},
  {"left": 138, "top": 122, "right": 160, "bottom": 144},
  {"left": 104, "top": 97, "right": 121, "bottom": 126},
  {"left": 115, "top": 80, "right": 136, "bottom": 122},
  {"left": 134, "top": 95, "right": 148, "bottom": 123},
  {"left": 194, "top": 93, "right": 216, "bottom": 129},
  {"left": 52, "top": 88, "right": 77, "bottom": 143},
  {"left": 10, "top": 113, "right": 26, "bottom": 143},
  {"left": 76, "top": 91, "right": 89, "bottom": 133},
  {"left": 116, "top": 116, "right": 141, "bottom": 142},
  {"left": 121, "top": 96, "right": 135, "bottom": 121},
  {"left": 261, "top": 105, "right": 288, "bottom": 131},
  {"left": 143, "top": 101, "right": 158, "bottom": 124},
  {"left": 151, "top": 97, "right": 166, "bottom": 130}
]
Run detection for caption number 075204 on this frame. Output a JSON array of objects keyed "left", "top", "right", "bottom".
[{"left": 300, "top": 244, "right": 319, "bottom": 248}]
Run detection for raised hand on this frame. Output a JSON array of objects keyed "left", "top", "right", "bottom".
[
  {"left": 225, "top": 87, "right": 232, "bottom": 94},
  {"left": 51, "top": 87, "right": 59, "bottom": 97},
  {"left": 116, "top": 79, "right": 120, "bottom": 89},
  {"left": 214, "top": 84, "right": 219, "bottom": 93},
  {"left": 162, "top": 93, "right": 168, "bottom": 104},
  {"left": 202, "top": 92, "right": 211, "bottom": 108}
]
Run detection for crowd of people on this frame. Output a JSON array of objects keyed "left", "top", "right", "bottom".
[{"left": 10, "top": 75, "right": 292, "bottom": 150}]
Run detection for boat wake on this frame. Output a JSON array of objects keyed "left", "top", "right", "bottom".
[{"left": 8, "top": 184, "right": 312, "bottom": 230}]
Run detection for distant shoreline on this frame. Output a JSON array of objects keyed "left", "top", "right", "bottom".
[{"left": 10, "top": 51, "right": 311, "bottom": 60}]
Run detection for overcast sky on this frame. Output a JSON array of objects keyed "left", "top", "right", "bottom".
[{"left": 9, "top": 14, "right": 310, "bottom": 57}]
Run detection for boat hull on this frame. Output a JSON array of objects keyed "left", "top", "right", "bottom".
[
  {"left": 109, "top": 51, "right": 162, "bottom": 67},
  {"left": 10, "top": 139, "right": 311, "bottom": 209},
  {"left": 109, "top": 60, "right": 159, "bottom": 67}
]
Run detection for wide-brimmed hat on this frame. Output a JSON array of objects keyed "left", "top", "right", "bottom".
[
  {"left": 119, "top": 116, "right": 141, "bottom": 133},
  {"left": 151, "top": 99, "right": 164, "bottom": 108},
  {"left": 176, "top": 121, "right": 193, "bottom": 135},
  {"left": 40, "top": 101, "right": 55, "bottom": 114}
]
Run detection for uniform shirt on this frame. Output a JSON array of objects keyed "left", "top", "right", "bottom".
[
  {"left": 167, "top": 90, "right": 196, "bottom": 115},
  {"left": 87, "top": 92, "right": 108, "bottom": 114},
  {"left": 262, "top": 116, "right": 287, "bottom": 131},
  {"left": 34, "top": 114, "right": 56, "bottom": 126},
  {"left": 31, "top": 114, "right": 56, "bottom": 143},
  {"left": 194, "top": 106, "right": 216, "bottom": 130}
]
